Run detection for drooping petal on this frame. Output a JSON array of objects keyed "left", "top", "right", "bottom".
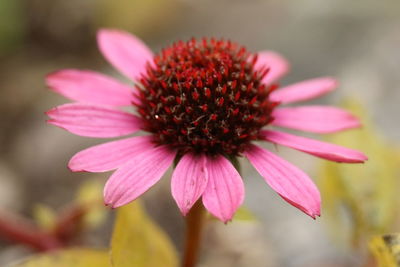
[
  {"left": 97, "top": 29, "right": 153, "bottom": 81},
  {"left": 254, "top": 51, "right": 289, "bottom": 85},
  {"left": 271, "top": 106, "right": 361, "bottom": 133},
  {"left": 46, "top": 69, "right": 139, "bottom": 106},
  {"left": 202, "top": 155, "right": 244, "bottom": 223},
  {"left": 171, "top": 153, "right": 208, "bottom": 216},
  {"left": 261, "top": 130, "right": 368, "bottom": 163},
  {"left": 69, "top": 136, "right": 154, "bottom": 172},
  {"left": 244, "top": 144, "right": 320, "bottom": 218},
  {"left": 270, "top": 77, "right": 337, "bottom": 104},
  {"left": 104, "top": 145, "right": 176, "bottom": 208},
  {"left": 46, "top": 103, "right": 142, "bottom": 138}
]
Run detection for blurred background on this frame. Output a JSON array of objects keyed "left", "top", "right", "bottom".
[{"left": 0, "top": 0, "right": 399, "bottom": 266}]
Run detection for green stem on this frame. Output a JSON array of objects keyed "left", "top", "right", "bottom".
[{"left": 182, "top": 200, "right": 205, "bottom": 267}]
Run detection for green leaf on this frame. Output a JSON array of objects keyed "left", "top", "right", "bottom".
[
  {"left": 318, "top": 100, "right": 400, "bottom": 247},
  {"left": 369, "top": 234, "right": 400, "bottom": 267},
  {"left": 110, "top": 201, "right": 178, "bottom": 267},
  {"left": 8, "top": 249, "right": 109, "bottom": 267}
]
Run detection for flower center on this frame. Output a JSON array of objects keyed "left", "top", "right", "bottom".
[{"left": 136, "top": 38, "right": 277, "bottom": 156}]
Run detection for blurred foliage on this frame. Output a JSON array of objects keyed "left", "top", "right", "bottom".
[
  {"left": 369, "top": 233, "right": 400, "bottom": 267},
  {"left": 75, "top": 179, "right": 107, "bottom": 228},
  {"left": 32, "top": 204, "right": 57, "bottom": 231},
  {"left": 231, "top": 206, "right": 257, "bottom": 222},
  {"left": 0, "top": 0, "right": 25, "bottom": 54},
  {"left": 32, "top": 179, "right": 106, "bottom": 234},
  {"left": 0, "top": 179, "right": 108, "bottom": 252},
  {"left": 8, "top": 200, "right": 178, "bottom": 267},
  {"left": 318, "top": 100, "right": 400, "bottom": 248},
  {"left": 94, "top": 0, "right": 180, "bottom": 37},
  {"left": 110, "top": 201, "right": 178, "bottom": 267},
  {"left": 0, "top": 0, "right": 181, "bottom": 55}
]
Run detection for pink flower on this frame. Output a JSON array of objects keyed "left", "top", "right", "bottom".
[{"left": 46, "top": 29, "right": 367, "bottom": 222}]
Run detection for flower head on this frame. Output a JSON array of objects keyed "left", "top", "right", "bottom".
[
  {"left": 46, "top": 29, "right": 367, "bottom": 222},
  {"left": 138, "top": 38, "right": 275, "bottom": 156}
]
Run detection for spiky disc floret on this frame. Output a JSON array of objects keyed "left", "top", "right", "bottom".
[{"left": 136, "top": 38, "right": 278, "bottom": 156}]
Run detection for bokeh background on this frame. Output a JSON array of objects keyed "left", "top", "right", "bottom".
[{"left": 0, "top": 0, "right": 399, "bottom": 266}]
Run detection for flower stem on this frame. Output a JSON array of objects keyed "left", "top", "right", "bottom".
[
  {"left": 182, "top": 200, "right": 206, "bottom": 267},
  {"left": 0, "top": 212, "right": 62, "bottom": 251}
]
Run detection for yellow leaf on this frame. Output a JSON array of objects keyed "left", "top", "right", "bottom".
[
  {"left": 110, "top": 201, "right": 178, "bottom": 267},
  {"left": 318, "top": 100, "right": 400, "bottom": 247},
  {"left": 32, "top": 204, "right": 57, "bottom": 231},
  {"left": 369, "top": 234, "right": 400, "bottom": 267},
  {"left": 233, "top": 206, "right": 257, "bottom": 222},
  {"left": 8, "top": 249, "right": 109, "bottom": 267},
  {"left": 75, "top": 179, "right": 107, "bottom": 228}
]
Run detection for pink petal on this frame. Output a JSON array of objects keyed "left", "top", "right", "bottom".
[
  {"left": 46, "top": 69, "right": 139, "bottom": 106},
  {"left": 171, "top": 153, "right": 208, "bottom": 216},
  {"left": 271, "top": 106, "right": 361, "bottom": 133},
  {"left": 69, "top": 136, "right": 154, "bottom": 172},
  {"left": 202, "top": 155, "right": 244, "bottom": 223},
  {"left": 261, "top": 130, "right": 368, "bottom": 163},
  {"left": 97, "top": 29, "right": 153, "bottom": 81},
  {"left": 104, "top": 145, "right": 176, "bottom": 208},
  {"left": 254, "top": 51, "right": 290, "bottom": 85},
  {"left": 244, "top": 145, "right": 320, "bottom": 218},
  {"left": 270, "top": 77, "right": 338, "bottom": 104},
  {"left": 46, "top": 103, "right": 142, "bottom": 138}
]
